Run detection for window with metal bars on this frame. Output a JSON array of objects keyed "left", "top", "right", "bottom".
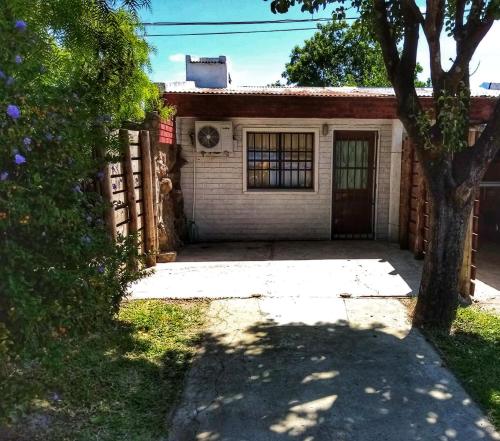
[
  {"left": 247, "top": 132, "right": 314, "bottom": 189},
  {"left": 334, "top": 139, "right": 370, "bottom": 190}
]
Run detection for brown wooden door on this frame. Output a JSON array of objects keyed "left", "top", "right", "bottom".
[{"left": 332, "top": 131, "right": 377, "bottom": 239}]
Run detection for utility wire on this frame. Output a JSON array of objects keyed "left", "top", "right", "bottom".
[
  {"left": 144, "top": 27, "right": 319, "bottom": 37},
  {"left": 141, "top": 18, "right": 336, "bottom": 26},
  {"left": 142, "top": 8, "right": 472, "bottom": 27},
  {"left": 142, "top": 8, "right": 474, "bottom": 37}
]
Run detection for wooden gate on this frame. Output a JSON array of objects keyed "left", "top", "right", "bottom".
[{"left": 332, "top": 131, "right": 377, "bottom": 239}]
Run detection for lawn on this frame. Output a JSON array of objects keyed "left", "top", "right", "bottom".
[
  {"left": 0, "top": 300, "right": 208, "bottom": 441},
  {"left": 425, "top": 307, "right": 500, "bottom": 429}
]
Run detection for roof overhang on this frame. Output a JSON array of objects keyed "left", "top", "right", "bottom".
[{"left": 163, "top": 88, "right": 497, "bottom": 123}]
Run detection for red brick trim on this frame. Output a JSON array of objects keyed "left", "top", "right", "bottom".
[
  {"left": 158, "top": 119, "right": 175, "bottom": 145},
  {"left": 163, "top": 92, "right": 496, "bottom": 123}
]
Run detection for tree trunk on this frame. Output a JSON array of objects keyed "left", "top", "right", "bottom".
[{"left": 412, "top": 179, "right": 474, "bottom": 332}]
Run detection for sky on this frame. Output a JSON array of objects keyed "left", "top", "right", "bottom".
[{"left": 140, "top": 0, "right": 500, "bottom": 88}]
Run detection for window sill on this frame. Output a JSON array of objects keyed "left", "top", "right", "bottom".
[{"left": 244, "top": 188, "right": 317, "bottom": 194}]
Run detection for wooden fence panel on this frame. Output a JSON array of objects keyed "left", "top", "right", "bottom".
[
  {"left": 407, "top": 146, "right": 425, "bottom": 257},
  {"left": 113, "top": 192, "right": 127, "bottom": 207},
  {"left": 121, "top": 129, "right": 139, "bottom": 243},
  {"left": 101, "top": 162, "right": 117, "bottom": 240},
  {"left": 140, "top": 130, "right": 156, "bottom": 266},
  {"left": 399, "top": 134, "right": 478, "bottom": 297},
  {"left": 100, "top": 128, "right": 157, "bottom": 267},
  {"left": 399, "top": 136, "right": 413, "bottom": 249},
  {"left": 469, "top": 196, "right": 480, "bottom": 296}
]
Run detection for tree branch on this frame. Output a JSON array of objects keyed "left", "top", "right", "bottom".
[
  {"left": 454, "top": 98, "right": 500, "bottom": 197},
  {"left": 371, "top": 0, "right": 437, "bottom": 155},
  {"left": 446, "top": 2, "right": 494, "bottom": 90},
  {"left": 454, "top": 0, "right": 467, "bottom": 40},
  {"left": 423, "top": 0, "right": 445, "bottom": 92},
  {"left": 371, "top": 0, "right": 400, "bottom": 81},
  {"left": 400, "top": 0, "right": 421, "bottom": 83}
]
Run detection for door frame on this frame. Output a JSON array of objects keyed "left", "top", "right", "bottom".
[{"left": 330, "top": 129, "right": 379, "bottom": 239}]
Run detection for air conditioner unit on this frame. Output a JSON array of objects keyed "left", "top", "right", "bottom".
[{"left": 195, "top": 121, "right": 233, "bottom": 153}]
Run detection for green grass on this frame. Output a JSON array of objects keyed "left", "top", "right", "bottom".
[
  {"left": 426, "top": 307, "right": 500, "bottom": 429},
  {"left": 0, "top": 300, "right": 208, "bottom": 441}
]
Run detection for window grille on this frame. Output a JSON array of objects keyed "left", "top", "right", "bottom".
[{"left": 247, "top": 132, "right": 314, "bottom": 189}]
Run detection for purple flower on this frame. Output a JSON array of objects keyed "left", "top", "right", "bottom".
[
  {"left": 15, "top": 20, "right": 27, "bottom": 31},
  {"left": 6, "top": 77, "right": 14, "bottom": 86},
  {"left": 14, "top": 153, "right": 26, "bottom": 165},
  {"left": 73, "top": 185, "right": 82, "bottom": 193},
  {"left": 0, "top": 171, "right": 9, "bottom": 181},
  {"left": 23, "top": 137, "right": 32, "bottom": 146},
  {"left": 46, "top": 133, "right": 54, "bottom": 141},
  {"left": 112, "top": 183, "right": 117, "bottom": 190},
  {"left": 97, "top": 264, "right": 105, "bottom": 274},
  {"left": 6, "top": 105, "right": 20, "bottom": 119},
  {"left": 15, "top": 55, "right": 23, "bottom": 64},
  {"left": 50, "top": 392, "right": 61, "bottom": 403}
]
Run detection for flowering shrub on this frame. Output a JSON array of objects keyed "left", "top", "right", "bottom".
[{"left": 0, "top": 2, "right": 162, "bottom": 356}]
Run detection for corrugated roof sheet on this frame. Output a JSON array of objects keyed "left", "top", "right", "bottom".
[{"left": 163, "top": 85, "right": 500, "bottom": 98}]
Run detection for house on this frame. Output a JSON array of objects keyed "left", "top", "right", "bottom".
[{"left": 162, "top": 77, "right": 498, "bottom": 241}]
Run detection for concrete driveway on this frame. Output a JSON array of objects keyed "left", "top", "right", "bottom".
[
  {"left": 131, "top": 241, "right": 423, "bottom": 300},
  {"left": 168, "top": 297, "right": 499, "bottom": 441},
  {"left": 130, "top": 241, "right": 500, "bottom": 439}
]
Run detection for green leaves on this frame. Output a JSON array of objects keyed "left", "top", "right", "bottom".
[
  {"left": 415, "top": 85, "right": 471, "bottom": 154},
  {"left": 281, "top": 20, "right": 391, "bottom": 87},
  {"left": 437, "top": 85, "right": 470, "bottom": 153},
  {"left": 0, "top": 0, "right": 151, "bottom": 357},
  {"left": 268, "top": 0, "right": 338, "bottom": 14}
]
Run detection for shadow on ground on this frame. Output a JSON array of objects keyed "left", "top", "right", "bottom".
[
  {"left": 177, "top": 240, "right": 420, "bottom": 264},
  {"left": 169, "top": 301, "right": 498, "bottom": 441}
]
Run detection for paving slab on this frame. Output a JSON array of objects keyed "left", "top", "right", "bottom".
[
  {"left": 130, "top": 241, "right": 421, "bottom": 300},
  {"left": 168, "top": 297, "right": 499, "bottom": 441}
]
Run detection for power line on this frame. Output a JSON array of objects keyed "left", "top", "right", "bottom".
[
  {"left": 144, "top": 27, "right": 319, "bottom": 37},
  {"left": 141, "top": 7, "right": 473, "bottom": 28},
  {"left": 141, "top": 18, "right": 337, "bottom": 26},
  {"left": 141, "top": 9, "right": 475, "bottom": 37}
]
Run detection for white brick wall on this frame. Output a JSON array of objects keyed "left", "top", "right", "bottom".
[{"left": 178, "top": 117, "right": 397, "bottom": 241}]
